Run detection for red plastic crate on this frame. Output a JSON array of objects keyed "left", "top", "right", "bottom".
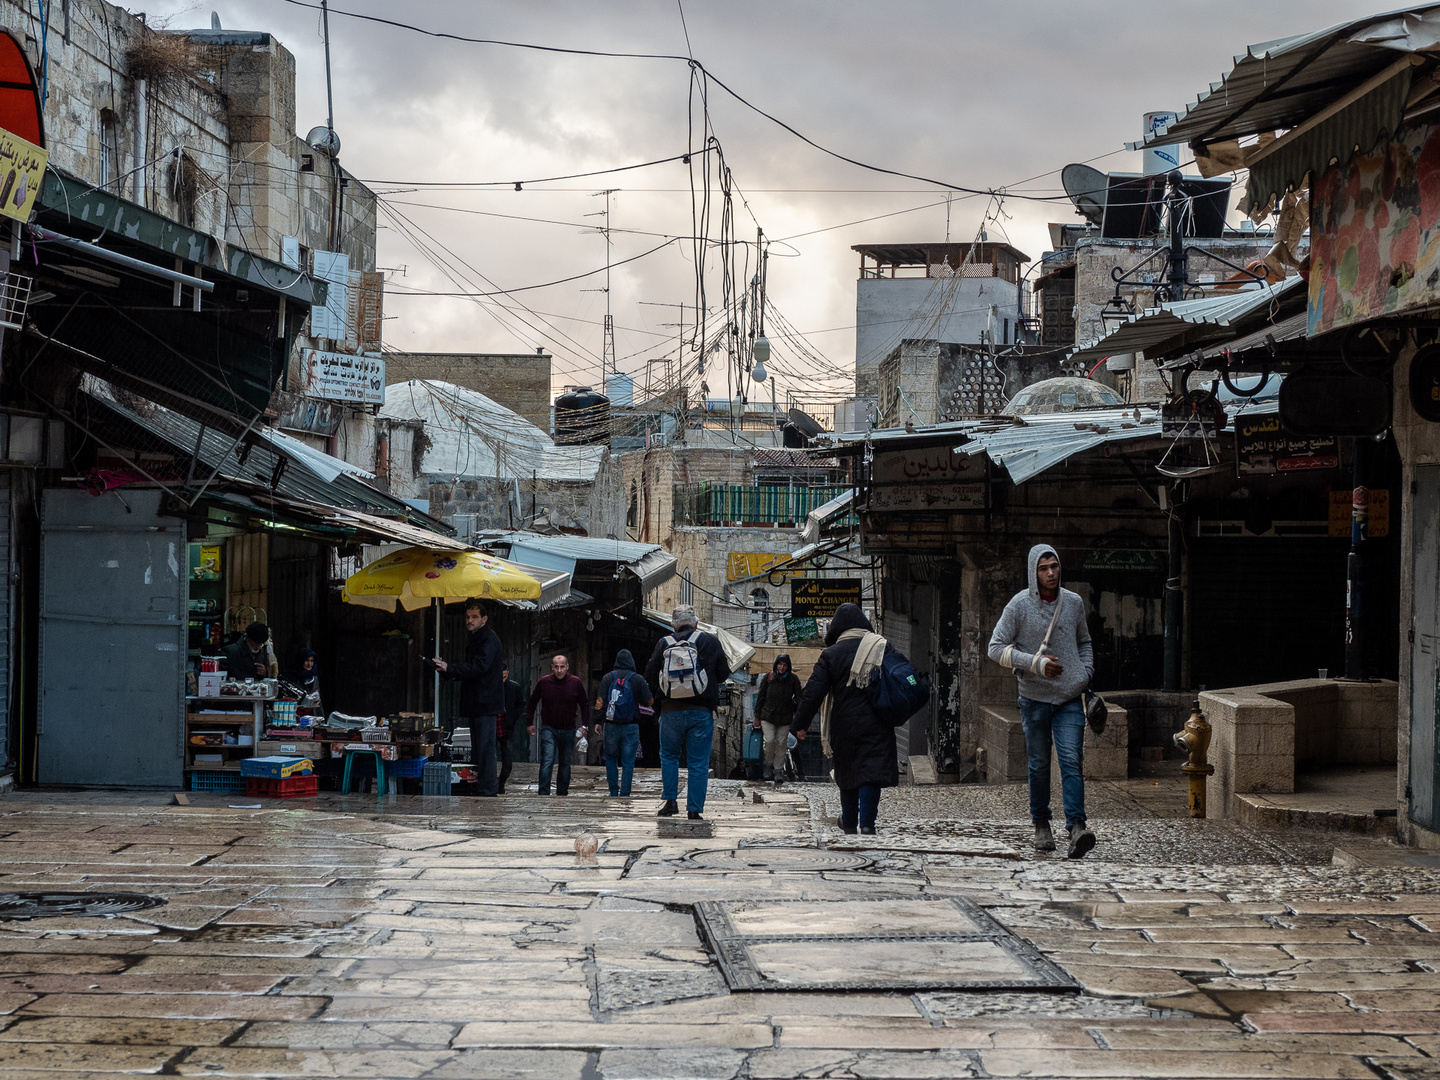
[{"left": 244, "top": 774, "right": 319, "bottom": 799}]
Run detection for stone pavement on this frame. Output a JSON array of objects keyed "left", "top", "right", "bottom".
[{"left": 0, "top": 769, "right": 1435, "bottom": 1079}]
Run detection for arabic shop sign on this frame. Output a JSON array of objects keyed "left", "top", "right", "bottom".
[
  {"left": 872, "top": 449, "right": 973, "bottom": 483},
  {"left": 1235, "top": 415, "right": 1338, "bottom": 475},
  {"left": 303, "top": 349, "right": 385, "bottom": 405},
  {"left": 1329, "top": 488, "right": 1390, "bottom": 539},
  {"left": 0, "top": 127, "right": 48, "bottom": 222},
  {"left": 728, "top": 551, "right": 791, "bottom": 582},
  {"left": 791, "top": 578, "right": 862, "bottom": 619},
  {"left": 869, "top": 481, "right": 985, "bottom": 512}
]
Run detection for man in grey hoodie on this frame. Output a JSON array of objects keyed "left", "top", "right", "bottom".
[{"left": 987, "top": 544, "right": 1097, "bottom": 859}]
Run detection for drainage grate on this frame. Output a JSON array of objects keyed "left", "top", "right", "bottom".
[
  {"left": 0, "top": 892, "right": 167, "bottom": 921},
  {"left": 684, "top": 848, "right": 872, "bottom": 872},
  {"left": 695, "top": 896, "right": 1079, "bottom": 993}
]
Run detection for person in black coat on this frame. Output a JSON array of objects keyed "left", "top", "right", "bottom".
[
  {"left": 498, "top": 665, "right": 526, "bottom": 795},
  {"left": 792, "top": 603, "right": 897, "bottom": 835},
  {"left": 433, "top": 599, "right": 504, "bottom": 797}
]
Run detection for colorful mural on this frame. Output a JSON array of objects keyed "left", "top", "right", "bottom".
[{"left": 1310, "top": 121, "right": 1440, "bottom": 335}]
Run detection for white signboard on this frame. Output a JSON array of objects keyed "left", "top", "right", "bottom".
[
  {"left": 872, "top": 449, "right": 974, "bottom": 484},
  {"left": 304, "top": 349, "right": 384, "bottom": 405},
  {"left": 868, "top": 481, "right": 985, "bottom": 512}
]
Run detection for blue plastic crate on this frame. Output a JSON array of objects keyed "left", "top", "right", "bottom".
[
  {"left": 389, "top": 756, "right": 429, "bottom": 780},
  {"left": 189, "top": 770, "right": 248, "bottom": 792}
]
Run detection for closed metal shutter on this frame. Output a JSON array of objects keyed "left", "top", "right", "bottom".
[{"left": 0, "top": 474, "right": 9, "bottom": 764}]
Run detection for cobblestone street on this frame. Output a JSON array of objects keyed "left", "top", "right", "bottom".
[{"left": 0, "top": 771, "right": 1434, "bottom": 1078}]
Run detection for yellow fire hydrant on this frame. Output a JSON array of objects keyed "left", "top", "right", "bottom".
[{"left": 1172, "top": 697, "right": 1215, "bottom": 818}]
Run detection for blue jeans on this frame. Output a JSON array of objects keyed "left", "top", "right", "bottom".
[
  {"left": 1018, "top": 696, "right": 1086, "bottom": 829},
  {"left": 839, "top": 784, "right": 881, "bottom": 831},
  {"left": 462, "top": 715, "right": 498, "bottom": 797},
  {"left": 604, "top": 722, "right": 640, "bottom": 796},
  {"left": 660, "top": 708, "right": 713, "bottom": 812},
  {"left": 539, "top": 726, "right": 576, "bottom": 796}
]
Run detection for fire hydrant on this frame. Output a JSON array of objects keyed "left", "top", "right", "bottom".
[{"left": 1172, "top": 697, "right": 1215, "bottom": 818}]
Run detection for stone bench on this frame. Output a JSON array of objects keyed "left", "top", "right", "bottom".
[
  {"left": 1199, "top": 678, "right": 1398, "bottom": 819},
  {"left": 977, "top": 702, "right": 1128, "bottom": 783}
]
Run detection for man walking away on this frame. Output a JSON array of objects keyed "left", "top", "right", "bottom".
[
  {"left": 434, "top": 600, "right": 504, "bottom": 797},
  {"left": 526, "top": 655, "right": 590, "bottom": 796},
  {"left": 498, "top": 664, "right": 525, "bottom": 795},
  {"left": 595, "top": 649, "right": 653, "bottom": 797},
  {"left": 645, "top": 604, "right": 732, "bottom": 820},
  {"left": 754, "top": 652, "right": 803, "bottom": 786},
  {"left": 987, "top": 544, "right": 1096, "bottom": 859}
]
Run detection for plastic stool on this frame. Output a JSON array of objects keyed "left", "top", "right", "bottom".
[{"left": 342, "top": 749, "right": 388, "bottom": 795}]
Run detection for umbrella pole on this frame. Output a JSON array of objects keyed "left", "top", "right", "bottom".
[{"left": 434, "top": 597, "right": 442, "bottom": 732}]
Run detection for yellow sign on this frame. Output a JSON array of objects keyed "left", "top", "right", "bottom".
[
  {"left": 1328, "top": 489, "right": 1389, "bottom": 539},
  {"left": 727, "top": 552, "right": 790, "bottom": 582},
  {"left": 0, "top": 128, "right": 48, "bottom": 223}
]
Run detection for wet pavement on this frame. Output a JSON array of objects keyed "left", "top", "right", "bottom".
[{"left": 0, "top": 768, "right": 1435, "bottom": 1079}]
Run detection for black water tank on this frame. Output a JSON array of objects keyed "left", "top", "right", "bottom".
[
  {"left": 781, "top": 422, "right": 806, "bottom": 448},
  {"left": 554, "top": 386, "right": 610, "bottom": 445}
]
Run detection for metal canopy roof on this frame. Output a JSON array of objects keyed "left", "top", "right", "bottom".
[
  {"left": 1066, "top": 277, "right": 1306, "bottom": 367},
  {"left": 478, "top": 532, "right": 678, "bottom": 593},
  {"left": 1132, "top": 6, "right": 1440, "bottom": 149}
]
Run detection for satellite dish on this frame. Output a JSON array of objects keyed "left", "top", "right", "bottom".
[
  {"left": 305, "top": 125, "right": 341, "bottom": 158},
  {"left": 1061, "top": 163, "right": 1107, "bottom": 226}
]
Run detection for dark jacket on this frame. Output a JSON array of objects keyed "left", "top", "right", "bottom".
[
  {"left": 792, "top": 604, "right": 898, "bottom": 790},
  {"left": 527, "top": 673, "right": 591, "bottom": 730},
  {"left": 645, "top": 625, "right": 732, "bottom": 714},
  {"left": 444, "top": 624, "right": 504, "bottom": 716},
  {"left": 284, "top": 649, "right": 320, "bottom": 694},
  {"left": 596, "top": 649, "right": 653, "bottom": 723},
  {"left": 499, "top": 677, "right": 525, "bottom": 738},
  {"left": 223, "top": 637, "right": 273, "bottom": 679},
  {"left": 754, "top": 653, "right": 802, "bottom": 726}
]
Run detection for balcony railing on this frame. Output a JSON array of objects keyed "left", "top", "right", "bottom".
[{"left": 674, "top": 483, "right": 853, "bottom": 527}]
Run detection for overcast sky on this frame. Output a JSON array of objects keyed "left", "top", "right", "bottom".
[{"left": 149, "top": 1, "right": 1362, "bottom": 409}]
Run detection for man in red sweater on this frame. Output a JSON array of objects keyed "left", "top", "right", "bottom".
[{"left": 526, "top": 655, "right": 591, "bottom": 796}]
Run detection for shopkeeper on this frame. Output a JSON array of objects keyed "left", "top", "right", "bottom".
[{"left": 224, "top": 621, "right": 279, "bottom": 679}]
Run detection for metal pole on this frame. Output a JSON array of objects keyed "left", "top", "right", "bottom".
[
  {"left": 1345, "top": 437, "right": 1370, "bottom": 680},
  {"left": 433, "top": 597, "right": 442, "bottom": 730},
  {"left": 1163, "top": 505, "right": 1182, "bottom": 691}
]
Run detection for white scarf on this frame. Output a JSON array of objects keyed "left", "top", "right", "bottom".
[{"left": 820, "top": 628, "right": 887, "bottom": 757}]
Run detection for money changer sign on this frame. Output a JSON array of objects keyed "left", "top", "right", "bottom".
[{"left": 790, "top": 578, "right": 861, "bottom": 619}]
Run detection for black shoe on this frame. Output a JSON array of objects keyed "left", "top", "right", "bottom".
[
  {"left": 688, "top": 811, "right": 703, "bottom": 821},
  {"left": 657, "top": 800, "right": 679, "bottom": 817},
  {"left": 859, "top": 826, "right": 876, "bottom": 835},
  {"left": 840, "top": 823, "right": 858, "bottom": 834},
  {"left": 496, "top": 788, "right": 506, "bottom": 795},
  {"left": 1067, "top": 823, "right": 1096, "bottom": 860}
]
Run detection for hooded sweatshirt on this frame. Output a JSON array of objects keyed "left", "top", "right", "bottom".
[
  {"left": 986, "top": 544, "right": 1093, "bottom": 706},
  {"left": 755, "top": 652, "right": 802, "bottom": 725},
  {"left": 596, "top": 649, "right": 653, "bottom": 723}
]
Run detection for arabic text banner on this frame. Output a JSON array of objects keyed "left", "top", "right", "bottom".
[{"left": 0, "top": 127, "right": 48, "bottom": 223}]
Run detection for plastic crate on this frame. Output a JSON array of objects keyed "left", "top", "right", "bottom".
[
  {"left": 240, "top": 755, "right": 314, "bottom": 779},
  {"left": 422, "top": 761, "right": 453, "bottom": 796},
  {"left": 189, "top": 770, "right": 248, "bottom": 792},
  {"left": 389, "top": 756, "right": 429, "bottom": 780},
  {"left": 244, "top": 774, "right": 319, "bottom": 799}
]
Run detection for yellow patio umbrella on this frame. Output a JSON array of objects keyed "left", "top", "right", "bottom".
[{"left": 344, "top": 547, "right": 543, "bottom": 611}]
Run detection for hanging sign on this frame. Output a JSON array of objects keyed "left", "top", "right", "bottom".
[
  {"left": 303, "top": 349, "right": 385, "bottom": 405},
  {"left": 791, "top": 578, "right": 861, "bottom": 619},
  {"left": 0, "top": 127, "right": 47, "bottom": 222},
  {"left": 1235, "top": 414, "right": 1338, "bottom": 474},
  {"left": 728, "top": 552, "right": 792, "bottom": 582},
  {"left": 869, "top": 450, "right": 983, "bottom": 510}
]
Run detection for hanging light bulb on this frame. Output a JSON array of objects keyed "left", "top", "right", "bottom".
[
  {"left": 586, "top": 614, "right": 596, "bottom": 631},
  {"left": 752, "top": 358, "right": 768, "bottom": 382},
  {"left": 753, "top": 334, "right": 770, "bottom": 373}
]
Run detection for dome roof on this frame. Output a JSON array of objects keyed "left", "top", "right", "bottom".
[{"left": 1002, "top": 377, "right": 1124, "bottom": 416}]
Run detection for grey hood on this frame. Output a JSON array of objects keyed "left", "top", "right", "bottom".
[{"left": 1027, "top": 543, "right": 1059, "bottom": 599}]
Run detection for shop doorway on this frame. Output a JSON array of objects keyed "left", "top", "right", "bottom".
[{"left": 37, "top": 489, "right": 186, "bottom": 787}]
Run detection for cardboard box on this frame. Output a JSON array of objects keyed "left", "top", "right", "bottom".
[
  {"left": 198, "top": 672, "right": 222, "bottom": 697},
  {"left": 258, "top": 740, "right": 325, "bottom": 759},
  {"left": 343, "top": 742, "right": 398, "bottom": 761},
  {"left": 240, "top": 755, "right": 314, "bottom": 779}
]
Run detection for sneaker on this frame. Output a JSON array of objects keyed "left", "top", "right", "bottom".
[
  {"left": 657, "top": 800, "right": 679, "bottom": 817},
  {"left": 859, "top": 826, "right": 876, "bottom": 835},
  {"left": 1067, "top": 823, "right": 1096, "bottom": 860},
  {"left": 687, "top": 811, "right": 703, "bottom": 821},
  {"left": 1033, "top": 823, "right": 1056, "bottom": 851}
]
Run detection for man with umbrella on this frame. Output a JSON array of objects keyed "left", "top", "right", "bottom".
[{"left": 432, "top": 599, "right": 504, "bottom": 797}]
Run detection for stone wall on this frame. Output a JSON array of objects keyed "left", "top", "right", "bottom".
[
  {"left": 656, "top": 526, "right": 800, "bottom": 643},
  {"left": 385, "top": 353, "right": 554, "bottom": 433},
  {"left": 616, "top": 446, "right": 755, "bottom": 549}
]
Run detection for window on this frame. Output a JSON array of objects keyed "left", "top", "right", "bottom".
[
  {"left": 627, "top": 482, "right": 638, "bottom": 527},
  {"left": 98, "top": 110, "right": 119, "bottom": 190},
  {"left": 748, "top": 587, "right": 770, "bottom": 644},
  {"left": 680, "top": 571, "right": 693, "bottom": 607}
]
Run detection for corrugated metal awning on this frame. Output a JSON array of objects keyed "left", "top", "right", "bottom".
[
  {"left": 483, "top": 532, "right": 677, "bottom": 593},
  {"left": 800, "top": 489, "right": 855, "bottom": 546},
  {"left": 1067, "top": 277, "right": 1305, "bottom": 366}
]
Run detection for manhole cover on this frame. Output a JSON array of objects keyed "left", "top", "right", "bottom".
[
  {"left": 0, "top": 892, "right": 167, "bottom": 921},
  {"left": 685, "top": 848, "right": 872, "bottom": 872},
  {"left": 695, "top": 896, "right": 1078, "bottom": 993}
]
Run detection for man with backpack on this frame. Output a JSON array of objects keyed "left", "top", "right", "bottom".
[
  {"left": 594, "top": 649, "right": 653, "bottom": 797},
  {"left": 754, "top": 653, "right": 803, "bottom": 786},
  {"left": 644, "top": 604, "right": 732, "bottom": 820}
]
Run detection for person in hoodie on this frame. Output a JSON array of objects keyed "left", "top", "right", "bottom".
[
  {"left": 594, "top": 649, "right": 654, "bottom": 797},
  {"left": 988, "top": 545, "right": 1096, "bottom": 859},
  {"left": 753, "top": 653, "right": 803, "bottom": 785},
  {"left": 792, "top": 604, "right": 896, "bottom": 835}
]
